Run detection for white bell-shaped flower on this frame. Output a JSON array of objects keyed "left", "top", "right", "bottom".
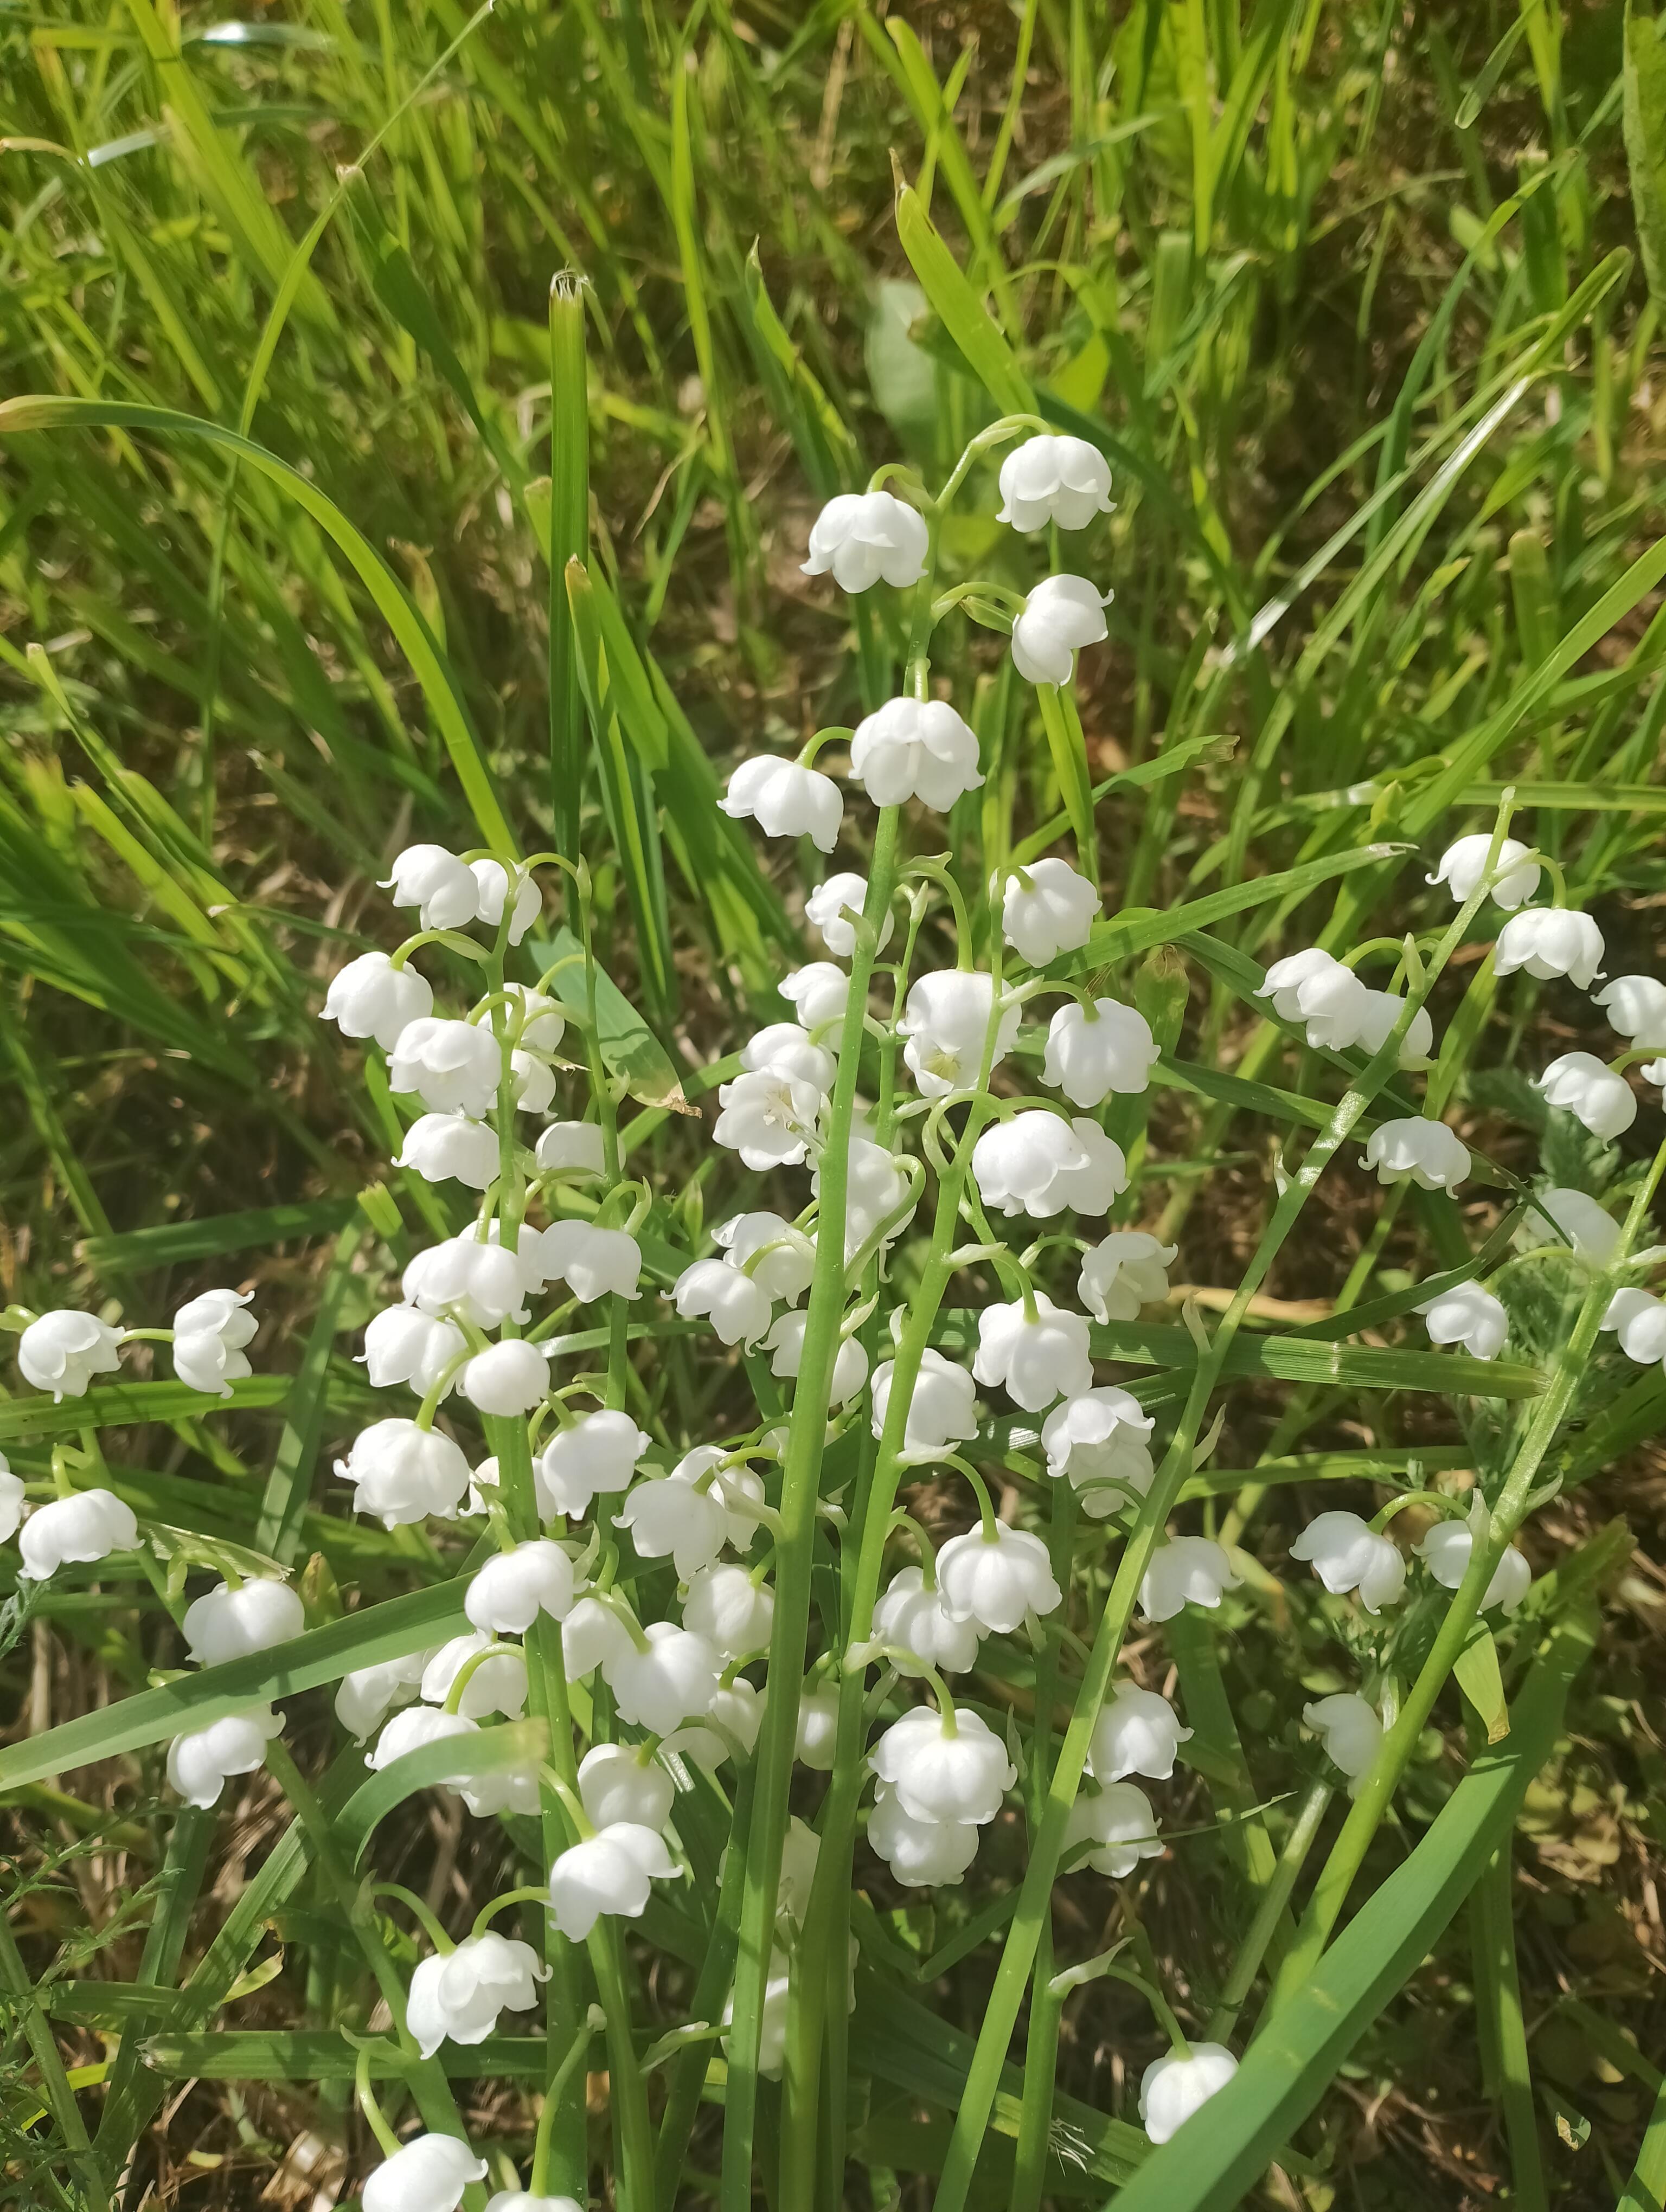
[
  {"left": 739, "top": 1022, "right": 838, "bottom": 1092},
  {"left": 868, "top": 1785, "right": 981, "bottom": 1888},
  {"left": 872, "top": 1565, "right": 982, "bottom": 1675},
  {"left": 1139, "top": 1535, "right": 1240, "bottom": 1623},
  {"left": 899, "top": 969, "right": 1021, "bottom": 1097},
  {"left": 1518, "top": 1187, "right": 1622, "bottom": 1266},
  {"left": 535, "top": 1121, "right": 605, "bottom": 1175},
  {"left": 1256, "top": 948, "right": 1370, "bottom": 1050},
  {"left": 714, "top": 1212, "right": 816, "bottom": 1304},
  {"left": 508, "top": 1050, "right": 556, "bottom": 1115},
  {"left": 848, "top": 697, "right": 983, "bottom": 811},
  {"left": 381, "top": 844, "right": 480, "bottom": 932},
  {"left": 779, "top": 961, "right": 852, "bottom": 1046},
  {"left": 182, "top": 1578, "right": 304, "bottom": 1664},
  {"left": 974, "top": 1111, "right": 1090, "bottom": 1218},
  {"left": 936, "top": 1524, "right": 1061, "bottom": 1634},
  {"left": 1288, "top": 1513, "right": 1405, "bottom": 1613},
  {"left": 794, "top": 1686, "right": 840, "bottom": 1771},
  {"left": 499, "top": 982, "right": 567, "bottom": 1050},
  {"left": 549, "top": 1821, "right": 678, "bottom": 1939},
  {"left": 578, "top": 1742, "right": 674, "bottom": 1832},
  {"left": 484, "top": 2193, "right": 582, "bottom": 2212},
  {"left": 1595, "top": 974, "right": 1666, "bottom": 1049},
  {"left": 1417, "top": 1281, "right": 1507, "bottom": 1360},
  {"left": 997, "top": 433, "right": 1113, "bottom": 532},
  {"left": 870, "top": 1349, "right": 979, "bottom": 1449},
  {"left": 0, "top": 1458, "right": 23, "bottom": 1545},
  {"left": 362, "top": 2133, "right": 489, "bottom": 2212},
  {"left": 802, "top": 490, "right": 928, "bottom": 592},
  {"left": 1303, "top": 1693, "right": 1382, "bottom": 1786},
  {"left": 1416, "top": 1522, "right": 1531, "bottom": 1612},
  {"left": 825, "top": 1137, "right": 918, "bottom": 1261},
  {"left": 1088, "top": 1685, "right": 1191, "bottom": 1783},
  {"left": 618, "top": 1473, "right": 728, "bottom": 1579},
  {"left": 396, "top": 1114, "right": 498, "bottom": 1191},
  {"left": 1065, "top": 1780, "right": 1161, "bottom": 1877},
  {"left": 683, "top": 1562, "right": 775, "bottom": 1661},
  {"left": 322, "top": 950, "right": 434, "bottom": 1050},
  {"left": 1427, "top": 833, "right": 1540, "bottom": 911},
  {"left": 690, "top": 1451, "right": 767, "bottom": 1553},
  {"left": 470, "top": 858, "right": 540, "bottom": 945},
  {"left": 561, "top": 1596, "right": 636, "bottom": 1682},
  {"left": 421, "top": 1632, "right": 528, "bottom": 1721},
  {"left": 1139, "top": 2045, "right": 1239, "bottom": 2145},
  {"left": 388, "top": 1018, "right": 502, "bottom": 1118},
  {"left": 674, "top": 1257, "right": 774, "bottom": 1349},
  {"left": 1495, "top": 907, "right": 1605, "bottom": 988},
  {"left": 1042, "top": 997, "right": 1158, "bottom": 1107},
  {"left": 537, "top": 1410, "right": 650, "bottom": 1516},
  {"left": 1355, "top": 989, "right": 1434, "bottom": 1068},
  {"left": 335, "top": 1418, "right": 471, "bottom": 1527},
  {"left": 1361, "top": 1117, "right": 1470, "bottom": 1190},
  {"left": 1010, "top": 574, "right": 1111, "bottom": 684},
  {"left": 407, "top": 1932, "right": 548, "bottom": 2057},
  {"left": 605, "top": 1621, "right": 723, "bottom": 1733},
  {"left": 712, "top": 1070, "right": 824, "bottom": 1172},
  {"left": 334, "top": 1649, "right": 431, "bottom": 1741},
  {"left": 1001, "top": 858, "right": 1099, "bottom": 966},
  {"left": 1601, "top": 1288, "right": 1666, "bottom": 1367},
  {"left": 361, "top": 1307, "right": 466, "bottom": 1397},
  {"left": 720, "top": 756, "right": 843, "bottom": 852},
  {"left": 166, "top": 1705, "right": 284, "bottom": 1809},
  {"left": 404, "top": 1236, "right": 532, "bottom": 1329},
  {"left": 870, "top": 1705, "right": 1015, "bottom": 1825},
  {"left": 1535, "top": 1051, "right": 1636, "bottom": 1140},
  {"left": 18, "top": 1310, "right": 122, "bottom": 1401},
  {"left": 367, "top": 1704, "right": 477, "bottom": 1783},
  {"left": 1077, "top": 1233, "right": 1178, "bottom": 1324},
  {"left": 465, "top": 1541, "right": 578, "bottom": 1635},
  {"left": 539, "top": 1220, "right": 642, "bottom": 1303},
  {"left": 1041, "top": 1387, "right": 1156, "bottom": 1516},
  {"left": 805, "top": 871, "right": 891, "bottom": 959},
  {"left": 763, "top": 1311, "right": 869, "bottom": 1404},
  {"left": 18, "top": 1487, "right": 138, "bottom": 1580},
  {"left": 973, "top": 1295, "right": 1093, "bottom": 1412},
  {"left": 172, "top": 1288, "right": 257, "bottom": 1399},
  {"left": 459, "top": 1339, "right": 551, "bottom": 1418}
]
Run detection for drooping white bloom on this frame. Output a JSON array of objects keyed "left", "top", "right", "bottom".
[
  {"left": 868, "top": 1785, "right": 981, "bottom": 1888},
  {"left": 1010, "top": 574, "right": 1111, "bottom": 685},
  {"left": 802, "top": 490, "right": 928, "bottom": 592},
  {"left": 367, "top": 1703, "right": 477, "bottom": 1779},
  {"left": 381, "top": 844, "right": 479, "bottom": 932},
  {"left": 579, "top": 1743, "right": 674, "bottom": 1833},
  {"left": 171, "top": 1288, "right": 257, "bottom": 1399},
  {"left": 362, "top": 2133, "right": 489, "bottom": 2212},
  {"left": 539, "top": 1220, "right": 642, "bottom": 1306},
  {"left": 465, "top": 1541, "right": 578, "bottom": 1635},
  {"left": 334, "top": 1418, "right": 472, "bottom": 1527},
  {"left": 1595, "top": 974, "right": 1666, "bottom": 1050},
  {"left": 182, "top": 1578, "right": 304, "bottom": 1664},
  {"left": 0, "top": 1458, "right": 23, "bottom": 1544},
  {"left": 720, "top": 756, "right": 843, "bottom": 852},
  {"left": 682, "top": 1562, "right": 774, "bottom": 1661},
  {"left": 873, "top": 1565, "right": 982, "bottom": 1675},
  {"left": 848, "top": 697, "right": 983, "bottom": 811},
  {"left": 535, "top": 1121, "right": 605, "bottom": 1176},
  {"left": 1256, "top": 948, "right": 1369, "bottom": 1051},
  {"left": 973, "top": 1111, "right": 1127, "bottom": 1218},
  {"left": 508, "top": 1050, "right": 556, "bottom": 1115},
  {"left": 388, "top": 1018, "right": 502, "bottom": 1118},
  {"left": 396, "top": 1114, "right": 499, "bottom": 1190},
  {"left": 1139, "top": 2046, "right": 1239, "bottom": 2145},
  {"left": 1139, "top": 1536, "right": 1240, "bottom": 1623},
  {"left": 937, "top": 1525, "right": 1061, "bottom": 1634},
  {"left": 421, "top": 1632, "right": 528, "bottom": 1721},
  {"left": 1077, "top": 1232, "right": 1178, "bottom": 1324},
  {"left": 1362, "top": 1118, "right": 1471, "bottom": 1191},
  {"left": 997, "top": 433, "right": 1113, "bottom": 532},
  {"left": 407, "top": 1933, "right": 548, "bottom": 2057},
  {"left": 899, "top": 969, "right": 1021, "bottom": 1097},
  {"left": 1601, "top": 1288, "right": 1666, "bottom": 1367},
  {"left": 1065, "top": 1780, "right": 1162, "bottom": 1877},
  {"left": 605, "top": 1622, "right": 723, "bottom": 1734},
  {"left": 1288, "top": 1513, "right": 1406, "bottom": 1613},
  {"left": 18, "top": 1488, "right": 139, "bottom": 1580},
  {"left": 779, "top": 961, "right": 852, "bottom": 1046},
  {"left": 322, "top": 950, "right": 434, "bottom": 1050},
  {"left": 870, "top": 1349, "right": 979, "bottom": 1450},
  {"left": 805, "top": 872, "right": 891, "bottom": 959},
  {"left": 334, "top": 1649, "right": 431, "bottom": 1741},
  {"left": 1042, "top": 998, "right": 1159, "bottom": 1110},
  {"left": 538, "top": 1410, "right": 651, "bottom": 1516},
  {"left": 1427, "top": 833, "right": 1541, "bottom": 911},
  {"left": 1417, "top": 1281, "right": 1508, "bottom": 1360},
  {"left": 403, "top": 1236, "right": 529, "bottom": 1329},
  {"left": 166, "top": 1705, "right": 284, "bottom": 1809},
  {"left": 18, "top": 1311, "right": 122, "bottom": 1401},
  {"left": 674, "top": 1257, "right": 774, "bottom": 1349},
  {"left": 739, "top": 1023, "right": 837, "bottom": 1093},
  {"left": 618, "top": 1474, "right": 728, "bottom": 1579},
  {"left": 1536, "top": 1052, "right": 1637, "bottom": 1140},
  {"left": 712, "top": 1069, "right": 824, "bottom": 1172},
  {"left": 763, "top": 1311, "right": 869, "bottom": 1404},
  {"left": 1355, "top": 989, "right": 1435, "bottom": 1069},
  {"left": 714, "top": 1212, "right": 816, "bottom": 1304},
  {"left": 828, "top": 1137, "right": 918, "bottom": 1260},
  {"left": 1001, "top": 858, "right": 1099, "bottom": 965},
  {"left": 561, "top": 1597, "right": 636, "bottom": 1682},
  {"left": 1417, "top": 1523, "right": 1531, "bottom": 1612},
  {"left": 869, "top": 1706, "right": 1016, "bottom": 1825},
  {"left": 484, "top": 2194, "right": 582, "bottom": 2212},
  {"left": 459, "top": 1339, "right": 551, "bottom": 1418},
  {"left": 1495, "top": 908, "right": 1605, "bottom": 989},
  {"left": 1303, "top": 1693, "right": 1383, "bottom": 1786},
  {"left": 793, "top": 1686, "right": 841, "bottom": 1771},
  {"left": 1041, "top": 1387, "right": 1156, "bottom": 1515},
  {"left": 1088, "top": 1685, "right": 1191, "bottom": 1783},
  {"left": 470, "top": 859, "right": 540, "bottom": 945},
  {"left": 1517, "top": 1187, "right": 1622, "bottom": 1266},
  {"left": 361, "top": 1306, "right": 466, "bottom": 1397},
  {"left": 972, "top": 1295, "right": 1093, "bottom": 1412}
]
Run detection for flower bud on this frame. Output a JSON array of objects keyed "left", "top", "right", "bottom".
[
  {"left": 1088, "top": 1684, "right": 1191, "bottom": 1782},
  {"left": 795, "top": 1686, "right": 840, "bottom": 1770},
  {"left": 323, "top": 951, "right": 434, "bottom": 1050},
  {"left": 872, "top": 1566, "right": 981, "bottom": 1675},
  {"left": 407, "top": 1932, "right": 547, "bottom": 2057},
  {"left": 1361, "top": 1117, "right": 1470, "bottom": 1190},
  {"left": 997, "top": 433, "right": 1113, "bottom": 533},
  {"left": 18, "top": 1310, "right": 122, "bottom": 1401},
  {"left": 1415, "top": 1522, "right": 1530, "bottom": 1612},
  {"left": 18, "top": 1488, "right": 138, "bottom": 1580},
  {"left": 465, "top": 1541, "right": 578, "bottom": 1635},
  {"left": 396, "top": 1113, "right": 499, "bottom": 1190},
  {"left": 802, "top": 490, "right": 928, "bottom": 592},
  {"left": 1594, "top": 973, "right": 1666, "bottom": 1050},
  {"left": 1288, "top": 1512, "right": 1405, "bottom": 1613},
  {"left": 578, "top": 1742, "right": 674, "bottom": 1832},
  {"left": 605, "top": 1621, "right": 723, "bottom": 1732},
  {"left": 1417, "top": 1281, "right": 1507, "bottom": 1360},
  {"left": 1495, "top": 906, "right": 1605, "bottom": 988},
  {"left": 1139, "top": 2045, "right": 1239, "bottom": 2145},
  {"left": 1065, "top": 1779, "right": 1161, "bottom": 1877},
  {"left": 536, "top": 1120, "right": 605, "bottom": 1176},
  {"left": 1303, "top": 1692, "right": 1382, "bottom": 1786},
  {"left": 1426, "top": 833, "right": 1540, "bottom": 910},
  {"left": 362, "top": 2133, "right": 488, "bottom": 2212},
  {"left": 381, "top": 845, "right": 480, "bottom": 932},
  {"left": 712, "top": 1070, "right": 824, "bottom": 1172},
  {"left": 972, "top": 1295, "right": 1093, "bottom": 1412},
  {"left": 870, "top": 1348, "right": 978, "bottom": 1450},
  {"left": 682, "top": 1562, "right": 774, "bottom": 1661},
  {"left": 899, "top": 969, "right": 1020, "bottom": 1097},
  {"left": 674, "top": 1257, "right": 774, "bottom": 1348},
  {"left": 459, "top": 1339, "right": 552, "bottom": 1418},
  {"left": 849, "top": 697, "right": 983, "bottom": 810},
  {"left": 166, "top": 1705, "right": 284, "bottom": 1809},
  {"left": 1041, "top": 1386, "right": 1156, "bottom": 1514},
  {"left": 869, "top": 1706, "right": 1015, "bottom": 1825},
  {"left": 334, "top": 1418, "right": 471, "bottom": 1527},
  {"left": 538, "top": 1410, "right": 650, "bottom": 1515},
  {"left": 548, "top": 1823, "right": 676, "bottom": 1939},
  {"left": 470, "top": 858, "right": 540, "bottom": 944},
  {"left": 389, "top": 1017, "right": 502, "bottom": 1118},
  {"left": 1001, "top": 858, "right": 1098, "bottom": 965},
  {"left": 937, "top": 1524, "right": 1061, "bottom": 1634},
  {"left": 1010, "top": 574, "right": 1111, "bottom": 685},
  {"left": 1139, "top": 1535, "right": 1240, "bottom": 1622},
  {"left": 1535, "top": 1051, "right": 1637, "bottom": 1140},
  {"left": 362, "top": 1306, "right": 467, "bottom": 1397},
  {"left": 806, "top": 871, "right": 890, "bottom": 959},
  {"left": 867, "top": 1785, "right": 981, "bottom": 1887},
  {"left": 182, "top": 1578, "right": 304, "bottom": 1664}
]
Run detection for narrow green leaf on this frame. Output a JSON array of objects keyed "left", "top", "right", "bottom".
[
  {"left": 256, "top": 1220, "right": 367, "bottom": 1566},
  {"left": 894, "top": 185, "right": 1032, "bottom": 413},
  {"left": 0, "top": 1374, "right": 291, "bottom": 1443},
  {"left": 77, "top": 1201, "right": 357, "bottom": 1273},
  {"left": 1625, "top": 2, "right": 1666, "bottom": 314},
  {"left": 1454, "top": 1619, "right": 1510, "bottom": 1742},
  {"left": 527, "top": 927, "right": 689, "bottom": 1114},
  {"left": 336, "top": 1718, "right": 547, "bottom": 1863}
]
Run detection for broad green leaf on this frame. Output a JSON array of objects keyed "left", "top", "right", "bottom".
[
  {"left": 0, "top": 1374, "right": 291, "bottom": 1443},
  {"left": 526, "top": 928, "right": 690, "bottom": 1114},
  {"left": 894, "top": 185, "right": 1031, "bottom": 414},
  {"left": 1454, "top": 1619, "right": 1510, "bottom": 1742},
  {"left": 78, "top": 1200, "right": 357, "bottom": 1273}
]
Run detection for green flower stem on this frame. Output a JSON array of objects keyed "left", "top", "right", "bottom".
[
  {"left": 1205, "top": 1774, "right": 1332, "bottom": 2040},
  {"left": 1035, "top": 680, "right": 1098, "bottom": 882},
  {"left": 720, "top": 803, "right": 902, "bottom": 2212},
  {"left": 355, "top": 2046, "right": 404, "bottom": 2158},
  {"left": 366, "top": 1881, "right": 454, "bottom": 1955}
]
